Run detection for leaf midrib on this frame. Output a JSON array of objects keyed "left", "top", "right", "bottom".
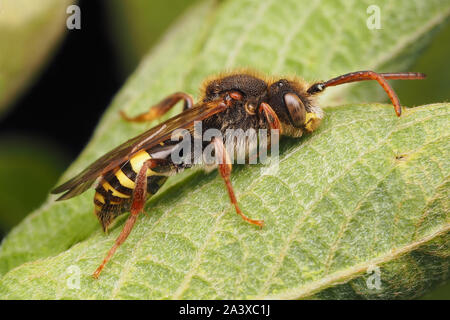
[
  {"left": 263, "top": 224, "right": 450, "bottom": 299},
  {"left": 322, "top": 135, "right": 449, "bottom": 274}
]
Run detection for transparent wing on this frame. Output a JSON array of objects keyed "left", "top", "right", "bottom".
[{"left": 51, "top": 100, "right": 227, "bottom": 200}]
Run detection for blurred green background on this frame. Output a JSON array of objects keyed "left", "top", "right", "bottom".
[{"left": 0, "top": 0, "right": 448, "bottom": 299}]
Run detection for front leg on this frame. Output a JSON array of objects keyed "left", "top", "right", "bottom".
[
  {"left": 259, "top": 102, "right": 282, "bottom": 132},
  {"left": 212, "top": 137, "right": 264, "bottom": 227}
]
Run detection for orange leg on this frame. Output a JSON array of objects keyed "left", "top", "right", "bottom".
[
  {"left": 120, "top": 92, "right": 194, "bottom": 123},
  {"left": 256, "top": 102, "right": 282, "bottom": 161},
  {"left": 212, "top": 138, "right": 264, "bottom": 227},
  {"left": 259, "top": 102, "right": 282, "bottom": 132},
  {"left": 306, "top": 71, "right": 426, "bottom": 117},
  {"left": 92, "top": 159, "right": 155, "bottom": 279}
]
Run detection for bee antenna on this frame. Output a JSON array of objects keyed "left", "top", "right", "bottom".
[
  {"left": 306, "top": 83, "right": 325, "bottom": 95},
  {"left": 306, "top": 71, "right": 426, "bottom": 116}
]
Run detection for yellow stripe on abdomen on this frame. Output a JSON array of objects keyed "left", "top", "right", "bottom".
[
  {"left": 130, "top": 150, "right": 156, "bottom": 176},
  {"left": 102, "top": 181, "right": 130, "bottom": 198},
  {"left": 115, "top": 169, "right": 136, "bottom": 189},
  {"left": 94, "top": 192, "right": 105, "bottom": 204}
]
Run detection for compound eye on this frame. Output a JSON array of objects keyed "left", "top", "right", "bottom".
[{"left": 284, "top": 93, "right": 306, "bottom": 127}]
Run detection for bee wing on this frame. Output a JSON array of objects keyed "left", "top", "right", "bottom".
[{"left": 51, "top": 100, "right": 227, "bottom": 201}]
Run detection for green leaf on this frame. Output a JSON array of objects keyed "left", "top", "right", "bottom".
[
  {"left": 0, "top": 0, "right": 72, "bottom": 117},
  {"left": 0, "top": 102, "right": 448, "bottom": 299},
  {"left": 0, "top": 0, "right": 449, "bottom": 299}
]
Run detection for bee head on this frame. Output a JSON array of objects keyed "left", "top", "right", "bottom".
[{"left": 267, "top": 79, "right": 323, "bottom": 137}]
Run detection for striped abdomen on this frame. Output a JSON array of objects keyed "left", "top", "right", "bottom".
[{"left": 94, "top": 149, "right": 169, "bottom": 231}]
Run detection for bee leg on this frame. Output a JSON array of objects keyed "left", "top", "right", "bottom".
[
  {"left": 258, "top": 102, "right": 283, "bottom": 153},
  {"left": 92, "top": 159, "right": 156, "bottom": 279},
  {"left": 212, "top": 137, "right": 264, "bottom": 228},
  {"left": 120, "top": 92, "right": 194, "bottom": 123},
  {"left": 259, "top": 102, "right": 282, "bottom": 132}
]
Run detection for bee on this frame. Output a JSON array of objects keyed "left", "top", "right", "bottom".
[{"left": 52, "top": 70, "right": 426, "bottom": 278}]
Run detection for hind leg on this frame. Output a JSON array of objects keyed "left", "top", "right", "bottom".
[{"left": 92, "top": 159, "right": 157, "bottom": 279}]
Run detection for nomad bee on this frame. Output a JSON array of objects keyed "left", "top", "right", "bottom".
[{"left": 52, "top": 70, "right": 425, "bottom": 278}]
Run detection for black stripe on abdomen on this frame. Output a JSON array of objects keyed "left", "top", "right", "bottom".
[
  {"left": 96, "top": 183, "right": 126, "bottom": 203},
  {"left": 121, "top": 161, "right": 137, "bottom": 181},
  {"left": 147, "top": 175, "right": 168, "bottom": 194},
  {"left": 108, "top": 172, "right": 134, "bottom": 196}
]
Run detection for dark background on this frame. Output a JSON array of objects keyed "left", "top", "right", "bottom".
[
  {"left": 0, "top": 0, "right": 123, "bottom": 160},
  {"left": 0, "top": 0, "right": 130, "bottom": 239}
]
